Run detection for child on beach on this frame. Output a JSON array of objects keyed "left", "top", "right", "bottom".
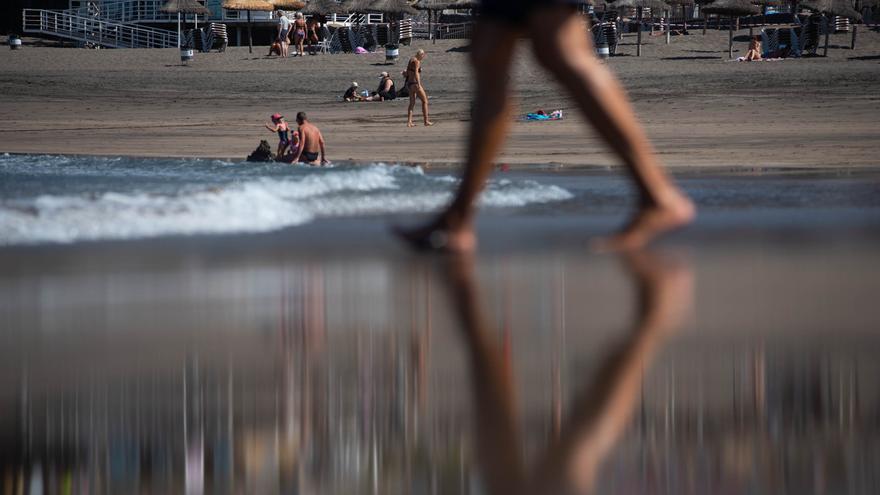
[{"left": 265, "top": 113, "right": 292, "bottom": 159}]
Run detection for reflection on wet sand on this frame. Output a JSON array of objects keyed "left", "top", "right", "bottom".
[
  {"left": 444, "top": 252, "right": 692, "bottom": 495},
  {"left": 1, "top": 248, "right": 879, "bottom": 493}
]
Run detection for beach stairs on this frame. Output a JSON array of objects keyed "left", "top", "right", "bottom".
[{"left": 22, "top": 8, "right": 178, "bottom": 49}]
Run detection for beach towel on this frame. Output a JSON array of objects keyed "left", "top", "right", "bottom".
[
  {"left": 354, "top": 46, "right": 368, "bottom": 54},
  {"left": 523, "top": 109, "right": 563, "bottom": 121}
]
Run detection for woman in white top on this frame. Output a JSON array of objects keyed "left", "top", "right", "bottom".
[{"left": 276, "top": 10, "right": 291, "bottom": 57}]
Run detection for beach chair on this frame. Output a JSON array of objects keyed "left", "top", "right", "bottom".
[
  {"left": 357, "top": 24, "right": 377, "bottom": 51},
  {"left": 399, "top": 18, "right": 413, "bottom": 45},
  {"left": 326, "top": 26, "right": 343, "bottom": 53},
  {"left": 206, "top": 23, "right": 228, "bottom": 52},
  {"left": 376, "top": 24, "right": 391, "bottom": 46}
]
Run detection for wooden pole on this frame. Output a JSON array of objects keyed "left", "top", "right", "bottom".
[
  {"left": 851, "top": 23, "right": 857, "bottom": 50},
  {"left": 177, "top": 12, "right": 181, "bottom": 50},
  {"left": 823, "top": 14, "right": 830, "bottom": 56},
  {"left": 666, "top": 9, "right": 670, "bottom": 44},
  {"left": 247, "top": 10, "right": 253, "bottom": 54},
  {"left": 637, "top": 7, "right": 643, "bottom": 56},
  {"left": 683, "top": 5, "right": 688, "bottom": 34},
  {"left": 703, "top": 11, "right": 707, "bottom": 35},
  {"left": 729, "top": 15, "right": 734, "bottom": 59}
]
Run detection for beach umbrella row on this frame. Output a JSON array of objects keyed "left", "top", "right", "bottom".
[
  {"left": 302, "top": 0, "right": 347, "bottom": 15},
  {"left": 611, "top": 0, "right": 671, "bottom": 56},
  {"left": 223, "top": 0, "right": 273, "bottom": 53},
  {"left": 701, "top": 0, "right": 758, "bottom": 58},
  {"left": 800, "top": 0, "right": 862, "bottom": 53},
  {"left": 161, "top": 0, "right": 210, "bottom": 53}
]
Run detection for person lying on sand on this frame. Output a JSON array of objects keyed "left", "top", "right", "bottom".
[
  {"left": 394, "top": 0, "right": 694, "bottom": 253},
  {"left": 290, "top": 112, "right": 328, "bottom": 166},
  {"left": 264, "top": 113, "right": 292, "bottom": 159}
]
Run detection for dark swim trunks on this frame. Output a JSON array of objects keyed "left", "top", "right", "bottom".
[
  {"left": 300, "top": 150, "right": 319, "bottom": 163},
  {"left": 480, "top": 0, "right": 581, "bottom": 26}
]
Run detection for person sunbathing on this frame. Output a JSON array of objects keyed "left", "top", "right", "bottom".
[{"left": 744, "top": 36, "right": 762, "bottom": 61}]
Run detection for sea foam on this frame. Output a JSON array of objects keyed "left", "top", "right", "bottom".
[{"left": 0, "top": 156, "right": 573, "bottom": 245}]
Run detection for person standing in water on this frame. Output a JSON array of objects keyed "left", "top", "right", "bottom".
[
  {"left": 265, "top": 113, "right": 291, "bottom": 159},
  {"left": 405, "top": 49, "right": 433, "bottom": 127},
  {"left": 290, "top": 112, "right": 328, "bottom": 166},
  {"left": 396, "top": 0, "right": 694, "bottom": 252}
]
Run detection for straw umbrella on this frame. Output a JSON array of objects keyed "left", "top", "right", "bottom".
[
  {"left": 800, "top": 0, "right": 862, "bottom": 53},
  {"left": 414, "top": 0, "right": 450, "bottom": 42},
  {"left": 223, "top": 0, "right": 274, "bottom": 53},
  {"left": 161, "top": 0, "right": 210, "bottom": 52},
  {"left": 302, "top": 0, "right": 347, "bottom": 15},
  {"left": 611, "top": 0, "right": 671, "bottom": 56},
  {"left": 369, "top": 0, "right": 419, "bottom": 16},
  {"left": 701, "top": 0, "right": 759, "bottom": 58},
  {"left": 272, "top": 0, "right": 306, "bottom": 8},
  {"left": 666, "top": 0, "right": 695, "bottom": 40}
]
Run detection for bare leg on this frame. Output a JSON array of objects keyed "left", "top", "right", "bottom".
[
  {"left": 395, "top": 22, "right": 520, "bottom": 252},
  {"left": 418, "top": 87, "right": 433, "bottom": 126},
  {"left": 532, "top": 251, "right": 693, "bottom": 493},
  {"left": 528, "top": 8, "right": 694, "bottom": 251},
  {"left": 407, "top": 90, "right": 417, "bottom": 127}
]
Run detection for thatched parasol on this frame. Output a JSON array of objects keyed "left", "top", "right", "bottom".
[
  {"left": 368, "top": 0, "right": 419, "bottom": 15},
  {"left": 666, "top": 0, "right": 694, "bottom": 39},
  {"left": 271, "top": 0, "right": 307, "bottom": 9},
  {"left": 611, "top": 0, "right": 671, "bottom": 56},
  {"left": 223, "top": 0, "right": 274, "bottom": 54},
  {"left": 161, "top": 0, "right": 210, "bottom": 52},
  {"left": 800, "top": 0, "right": 862, "bottom": 53},
  {"left": 342, "top": 0, "right": 375, "bottom": 12},
  {"left": 301, "top": 0, "right": 346, "bottom": 15},
  {"left": 701, "top": 0, "right": 758, "bottom": 58}
]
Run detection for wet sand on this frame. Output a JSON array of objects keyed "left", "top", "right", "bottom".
[
  {"left": 2, "top": 170, "right": 880, "bottom": 492},
  {"left": 1, "top": 30, "right": 879, "bottom": 167}
]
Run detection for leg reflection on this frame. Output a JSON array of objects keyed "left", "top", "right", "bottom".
[{"left": 441, "top": 252, "right": 693, "bottom": 494}]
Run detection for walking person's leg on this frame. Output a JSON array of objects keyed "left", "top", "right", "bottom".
[
  {"left": 418, "top": 87, "right": 433, "bottom": 126},
  {"left": 396, "top": 22, "right": 520, "bottom": 250},
  {"left": 407, "top": 89, "right": 418, "bottom": 127},
  {"left": 527, "top": 7, "right": 693, "bottom": 250}
]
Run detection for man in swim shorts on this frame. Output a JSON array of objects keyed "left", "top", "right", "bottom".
[
  {"left": 395, "top": 0, "right": 694, "bottom": 252},
  {"left": 290, "top": 112, "right": 328, "bottom": 166}
]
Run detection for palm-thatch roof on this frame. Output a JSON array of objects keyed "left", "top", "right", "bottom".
[
  {"left": 342, "top": 0, "right": 374, "bottom": 11},
  {"left": 222, "top": 0, "right": 275, "bottom": 11},
  {"left": 750, "top": 0, "right": 787, "bottom": 5},
  {"left": 611, "top": 0, "right": 672, "bottom": 11},
  {"left": 368, "top": 0, "right": 419, "bottom": 14},
  {"left": 301, "top": 0, "right": 346, "bottom": 14},
  {"left": 161, "top": 0, "right": 211, "bottom": 14},
  {"left": 700, "top": 0, "right": 759, "bottom": 15},
  {"left": 800, "top": 0, "right": 862, "bottom": 19},
  {"left": 666, "top": 0, "right": 694, "bottom": 5},
  {"left": 271, "top": 0, "right": 306, "bottom": 8}
]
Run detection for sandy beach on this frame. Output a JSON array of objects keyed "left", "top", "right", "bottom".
[{"left": 1, "top": 29, "right": 879, "bottom": 167}]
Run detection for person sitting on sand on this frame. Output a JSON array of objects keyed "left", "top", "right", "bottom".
[
  {"left": 363, "top": 72, "right": 397, "bottom": 101},
  {"left": 405, "top": 49, "right": 433, "bottom": 127},
  {"left": 290, "top": 112, "right": 328, "bottom": 166},
  {"left": 394, "top": 0, "right": 694, "bottom": 253},
  {"left": 744, "top": 35, "right": 762, "bottom": 61},
  {"left": 265, "top": 113, "right": 291, "bottom": 158},
  {"left": 343, "top": 81, "right": 364, "bottom": 102}
]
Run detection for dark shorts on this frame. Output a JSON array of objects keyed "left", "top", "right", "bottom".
[
  {"left": 480, "top": 0, "right": 581, "bottom": 27},
  {"left": 300, "top": 150, "right": 319, "bottom": 163}
]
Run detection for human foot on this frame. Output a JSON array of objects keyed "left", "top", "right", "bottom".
[
  {"left": 392, "top": 221, "right": 476, "bottom": 254},
  {"left": 593, "top": 196, "right": 695, "bottom": 252},
  {"left": 424, "top": 121, "right": 434, "bottom": 127},
  {"left": 407, "top": 121, "right": 416, "bottom": 128}
]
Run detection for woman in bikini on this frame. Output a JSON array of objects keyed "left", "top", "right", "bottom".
[
  {"left": 292, "top": 13, "right": 307, "bottom": 57},
  {"left": 405, "top": 49, "right": 433, "bottom": 127}
]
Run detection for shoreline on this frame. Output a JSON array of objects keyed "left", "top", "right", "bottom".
[
  {"left": 5, "top": 150, "right": 880, "bottom": 174},
  {"left": 1, "top": 35, "right": 879, "bottom": 169}
]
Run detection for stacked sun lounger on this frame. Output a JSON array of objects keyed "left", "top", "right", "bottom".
[
  {"left": 203, "top": 23, "right": 228, "bottom": 52},
  {"left": 399, "top": 18, "right": 413, "bottom": 45},
  {"left": 834, "top": 16, "right": 851, "bottom": 32},
  {"left": 376, "top": 24, "right": 391, "bottom": 46}
]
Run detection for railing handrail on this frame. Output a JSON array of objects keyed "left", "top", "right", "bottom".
[{"left": 23, "top": 8, "right": 178, "bottom": 48}]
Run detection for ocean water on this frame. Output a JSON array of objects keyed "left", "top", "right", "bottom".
[{"left": 0, "top": 154, "right": 573, "bottom": 245}]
